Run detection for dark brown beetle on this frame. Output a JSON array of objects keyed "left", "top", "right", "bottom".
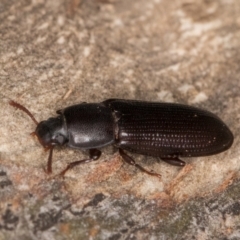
[{"left": 10, "top": 99, "right": 234, "bottom": 178}]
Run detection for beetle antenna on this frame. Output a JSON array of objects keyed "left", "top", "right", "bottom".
[{"left": 9, "top": 100, "right": 39, "bottom": 125}]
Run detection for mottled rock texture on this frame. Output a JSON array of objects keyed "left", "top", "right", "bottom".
[{"left": 0, "top": 0, "right": 240, "bottom": 239}]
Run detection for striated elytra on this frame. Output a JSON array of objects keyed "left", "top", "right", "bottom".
[{"left": 10, "top": 99, "right": 234, "bottom": 178}]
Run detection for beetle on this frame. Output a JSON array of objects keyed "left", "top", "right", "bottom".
[{"left": 9, "top": 99, "right": 234, "bottom": 178}]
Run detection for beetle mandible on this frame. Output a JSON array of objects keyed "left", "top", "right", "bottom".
[{"left": 10, "top": 99, "right": 234, "bottom": 178}]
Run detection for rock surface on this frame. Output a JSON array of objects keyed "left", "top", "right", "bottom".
[{"left": 0, "top": 0, "right": 240, "bottom": 239}]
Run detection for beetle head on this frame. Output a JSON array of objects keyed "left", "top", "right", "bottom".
[{"left": 35, "top": 116, "right": 68, "bottom": 148}]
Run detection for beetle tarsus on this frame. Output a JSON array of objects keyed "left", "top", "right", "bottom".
[{"left": 119, "top": 149, "right": 161, "bottom": 179}]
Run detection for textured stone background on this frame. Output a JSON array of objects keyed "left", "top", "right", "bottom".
[{"left": 0, "top": 0, "right": 240, "bottom": 239}]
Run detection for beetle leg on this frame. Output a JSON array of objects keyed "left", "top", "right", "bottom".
[
  {"left": 119, "top": 149, "right": 161, "bottom": 179},
  {"left": 160, "top": 156, "right": 185, "bottom": 166},
  {"left": 46, "top": 147, "right": 54, "bottom": 174},
  {"left": 59, "top": 149, "right": 101, "bottom": 176}
]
